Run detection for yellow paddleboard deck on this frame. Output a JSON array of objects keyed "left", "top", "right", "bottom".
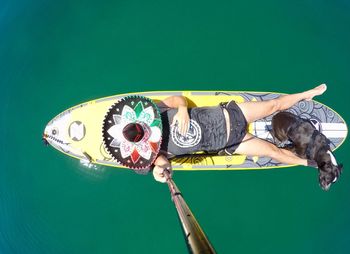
[{"left": 43, "top": 91, "right": 347, "bottom": 170}]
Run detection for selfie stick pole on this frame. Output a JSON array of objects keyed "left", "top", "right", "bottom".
[{"left": 164, "top": 170, "right": 216, "bottom": 254}]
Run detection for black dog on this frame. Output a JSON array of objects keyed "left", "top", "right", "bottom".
[{"left": 271, "top": 111, "right": 343, "bottom": 191}]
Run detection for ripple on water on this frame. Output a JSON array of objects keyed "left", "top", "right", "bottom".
[{"left": 0, "top": 173, "right": 65, "bottom": 254}]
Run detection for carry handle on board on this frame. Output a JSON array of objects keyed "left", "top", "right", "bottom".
[{"left": 164, "top": 170, "right": 216, "bottom": 254}]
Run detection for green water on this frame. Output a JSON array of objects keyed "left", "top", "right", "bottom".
[{"left": 1, "top": 0, "right": 350, "bottom": 253}]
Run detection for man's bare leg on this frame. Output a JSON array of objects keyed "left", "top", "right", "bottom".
[
  {"left": 235, "top": 133, "right": 308, "bottom": 166},
  {"left": 238, "top": 84, "right": 327, "bottom": 123}
]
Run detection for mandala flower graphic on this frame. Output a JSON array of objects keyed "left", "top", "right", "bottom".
[{"left": 102, "top": 96, "right": 162, "bottom": 169}]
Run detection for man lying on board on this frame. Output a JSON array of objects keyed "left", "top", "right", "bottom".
[
  {"left": 148, "top": 84, "right": 341, "bottom": 190},
  {"left": 107, "top": 84, "right": 341, "bottom": 190}
]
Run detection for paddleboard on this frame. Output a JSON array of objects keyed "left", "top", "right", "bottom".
[{"left": 43, "top": 91, "right": 347, "bottom": 170}]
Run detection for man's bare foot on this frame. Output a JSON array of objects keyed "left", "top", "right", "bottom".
[{"left": 305, "top": 84, "right": 327, "bottom": 101}]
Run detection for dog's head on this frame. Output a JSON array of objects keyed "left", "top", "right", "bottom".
[{"left": 318, "top": 150, "right": 343, "bottom": 191}]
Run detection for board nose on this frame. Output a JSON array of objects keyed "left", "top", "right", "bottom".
[
  {"left": 43, "top": 112, "right": 72, "bottom": 150},
  {"left": 43, "top": 109, "right": 90, "bottom": 161},
  {"left": 43, "top": 122, "right": 66, "bottom": 147}
]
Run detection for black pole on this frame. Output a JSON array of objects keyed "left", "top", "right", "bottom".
[{"left": 164, "top": 170, "right": 216, "bottom": 254}]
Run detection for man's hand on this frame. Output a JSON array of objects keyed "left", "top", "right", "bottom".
[
  {"left": 153, "top": 165, "right": 173, "bottom": 183},
  {"left": 153, "top": 154, "right": 172, "bottom": 183},
  {"left": 172, "top": 105, "right": 190, "bottom": 136}
]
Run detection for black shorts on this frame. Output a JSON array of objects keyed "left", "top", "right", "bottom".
[{"left": 220, "top": 101, "right": 248, "bottom": 154}]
